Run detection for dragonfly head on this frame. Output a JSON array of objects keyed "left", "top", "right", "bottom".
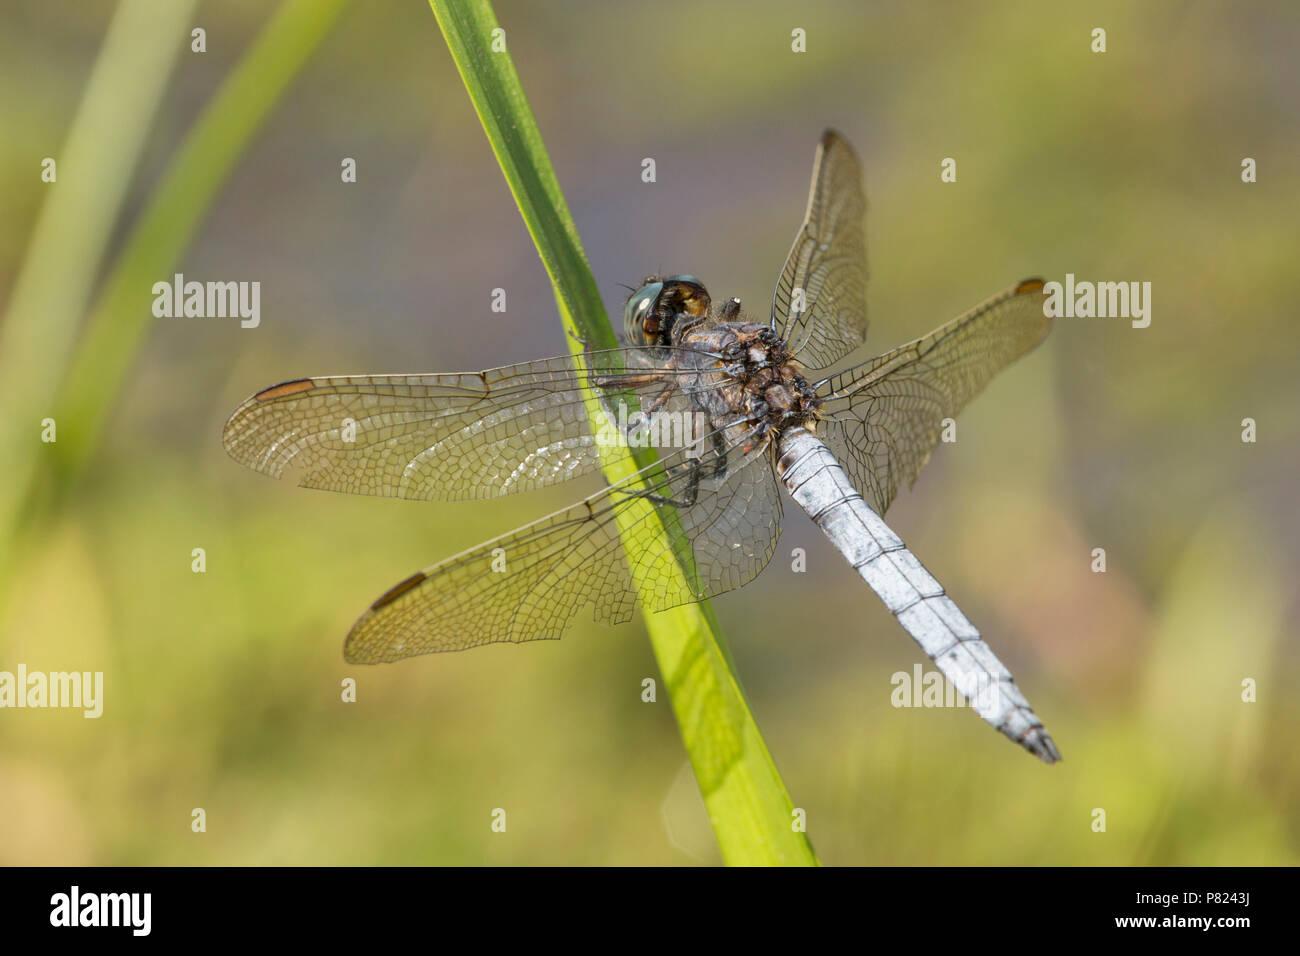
[{"left": 623, "top": 274, "right": 710, "bottom": 347}]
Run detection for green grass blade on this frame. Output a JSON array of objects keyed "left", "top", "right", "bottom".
[{"left": 430, "top": 0, "right": 818, "bottom": 865}]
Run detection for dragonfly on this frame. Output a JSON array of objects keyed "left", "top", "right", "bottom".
[{"left": 223, "top": 130, "right": 1060, "bottom": 763}]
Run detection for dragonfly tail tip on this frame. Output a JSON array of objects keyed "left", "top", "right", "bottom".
[{"left": 1023, "top": 728, "right": 1062, "bottom": 764}]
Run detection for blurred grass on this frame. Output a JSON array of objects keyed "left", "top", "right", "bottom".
[
  {"left": 0, "top": 0, "right": 198, "bottom": 577},
  {"left": 429, "top": 0, "right": 816, "bottom": 866},
  {"left": 1, "top": 0, "right": 351, "bottom": 619},
  {"left": 47, "top": 0, "right": 353, "bottom": 501}
]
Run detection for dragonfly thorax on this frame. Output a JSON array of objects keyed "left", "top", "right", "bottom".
[
  {"left": 686, "top": 320, "right": 822, "bottom": 441},
  {"left": 626, "top": 276, "right": 820, "bottom": 443}
]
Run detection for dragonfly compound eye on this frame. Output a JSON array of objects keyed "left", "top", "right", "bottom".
[
  {"left": 624, "top": 275, "right": 711, "bottom": 347},
  {"left": 623, "top": 280, "right": 665, "bottom": 345},
  {"left": 661, "top": 275, "right": 711, "bottom": 319}
]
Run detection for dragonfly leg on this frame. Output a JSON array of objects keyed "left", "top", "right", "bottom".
[
  {"left": 612, "top": 455, "right": 701, "bottom": 510},
  {"left": 595, "top": 377, "right": 682, "bottom": 445},
  {"left": 635, "top": 409, "right": 728, "bottom": 505},
  {"left": 564, "top": 324, "right": 594, "bottom": 352},
  {"left": 680, "top": 383, "right": 729, "bottom": 481},
  {"left": 707, "top": 428, "right": 728, "bottom": 480},
  {"left": 636, "top": 468, "right": 700, "bottom": 509},
  {"left": 643, "top": 380, "right": 679, "bottom": 416},
  {"left": 591, "top": 368, "right": 673, "bottom": 389}
]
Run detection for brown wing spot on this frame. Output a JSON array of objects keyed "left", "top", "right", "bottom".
[
  {"left": 371, "top": 571, "right": 426, "bottom": 610},
  {"left": 254, "top": 379, "right": 315, "bottom": 401},
  {"left": 1015, "top": 278, "right": 1046, "bottom": 295}
]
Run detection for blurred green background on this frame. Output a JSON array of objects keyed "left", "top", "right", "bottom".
[{"left": 1, "top": 0, "right": 1296, "bottom": 865}]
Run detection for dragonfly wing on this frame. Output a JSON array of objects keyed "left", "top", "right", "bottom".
[
  {"left": 818, "top": 279, "right": 1050, "bottom": 515},
  {"left": 222, "top": 348, "right": 703, "bottom": 501},
  {"left": 344, "top": 420, "right": 783, "bottom": 662},
  {"left": 771, "top": 129, "right": 869, "bottom": 371}
]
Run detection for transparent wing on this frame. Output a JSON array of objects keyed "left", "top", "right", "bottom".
[
  {"left": 222, "top": 347, "right": 715, "bottom": 501},
  {"left": 343, "top": 418, "right": 783, "bottom": 663},
  {"left": 817, "top": 279, "right": 1050, "bottom": 515},
  {"left": 771, "top": 128, "right": 869, "bottom": 371}
]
